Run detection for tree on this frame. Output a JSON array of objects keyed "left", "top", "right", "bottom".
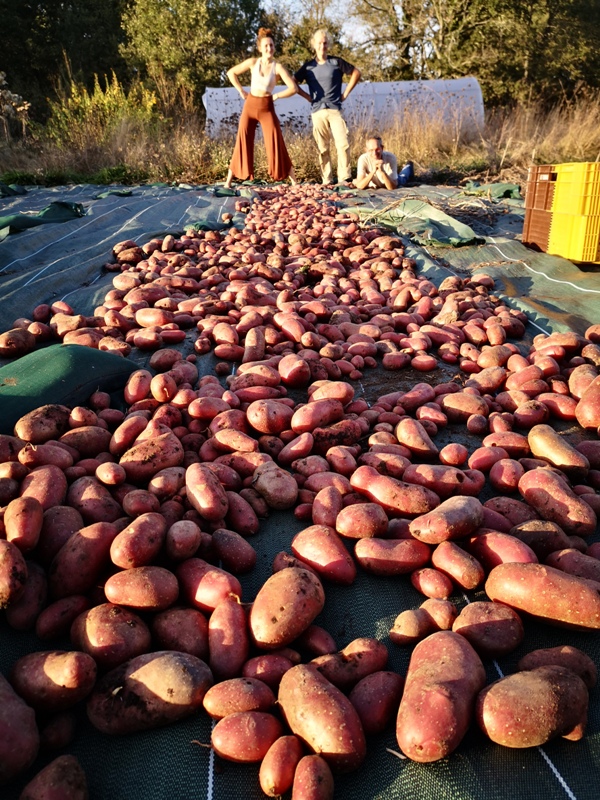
[
  {"left": 119, "top": 0, "right": 263, "bottom": 98},
  {"left": 346, "top": 0, "right": 600, "bottom": 103},
  {"left": 0, "top": 0, "right": 127, "bottom": 119}
]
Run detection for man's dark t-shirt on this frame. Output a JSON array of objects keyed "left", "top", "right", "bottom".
[{"left": 294, "top": 56, "right": 355, "bottom": 112}]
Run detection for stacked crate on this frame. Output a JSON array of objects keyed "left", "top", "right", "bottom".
[{"left": 523, "top": 162, "right": 600, "bottom": 263}]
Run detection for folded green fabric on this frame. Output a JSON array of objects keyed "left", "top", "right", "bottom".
[
  {"left": 462, "top": 181, "right": 522, "bottom": 200},
  {"left": 0, "top": 200, "right": 86, "bottom": 240}
]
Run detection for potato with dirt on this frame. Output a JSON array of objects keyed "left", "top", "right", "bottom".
[
  {"left": 0, "top": 673, "right": 39, "bottom": 784},
  {"left": 17, "top": 754, "right": 88, "bottom": 800},
  {"left": 476, "top": 665, "right": 588, "bottom": 747},
  {"left": 10, "top": 650, "right": 97, "bottom": 712},
  {"left": 87, "top": 650, "right": 213, "bottom": 734}
]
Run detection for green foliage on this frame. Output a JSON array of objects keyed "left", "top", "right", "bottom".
[
  {"left": 43, "top": 72, "right": 160, "bottom": 149},
  {"left": 120, "top": 0, "right": 263, "bottom": 99}
]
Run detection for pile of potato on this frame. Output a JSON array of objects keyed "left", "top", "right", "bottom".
[{"left": 1, "top": 182, "right": 600, "bottom": 799}]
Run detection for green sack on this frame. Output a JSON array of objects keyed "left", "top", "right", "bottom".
[{"left": 0, "top": 344, "right": 137, "bottom": 434}]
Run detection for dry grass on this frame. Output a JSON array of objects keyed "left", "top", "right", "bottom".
[{"left": 2, "top": 92, "right": 600, "bottom": 186}]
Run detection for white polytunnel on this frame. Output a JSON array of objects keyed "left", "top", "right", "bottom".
[{"left": 203, "top": 77, "right": 485, "bottom": 138}]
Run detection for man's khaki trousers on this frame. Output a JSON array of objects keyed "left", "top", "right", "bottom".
[{"left": 311, "top": 108, "right": 351, "bottom": 184}]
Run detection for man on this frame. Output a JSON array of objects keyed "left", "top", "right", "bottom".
[
  {"left": 354, "top": 136, "right": 399, "bottom": 190},
  {"left": 295, "top": 29, "right": 361, "bottom": 185}
]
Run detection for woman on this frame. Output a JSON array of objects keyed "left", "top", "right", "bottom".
[{"left": 224, "top": 28, "right": 297, "bottom": 189}]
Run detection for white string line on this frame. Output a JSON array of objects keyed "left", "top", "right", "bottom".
[
  {"left": 207, "top": 720, "right": 215, "bottom": 800},
  {"left": 487, "top": 237, "right": 600, "bottom": 295},
  {"left": 461, "top": 591, "right": 578, "bottom": 800}
]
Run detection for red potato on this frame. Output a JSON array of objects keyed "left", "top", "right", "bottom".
[
  {"left": 260, "top": 735, "right": 304, "bottom": 798},
  {"left": 151, "top": 606, "right": 209, "bottom": 659},
  {"left": 291, "top": 524, "right": 357, "bottom": 585},
  {"left": 441, "top": 391, "right": 489, "bottom": 422},
  {"left": 209, "top": 593, "right": 250, "bottom": 680},
  {"left": 476, "top": 666, "right": 588, "bottom": 747},
  {"left": 203, "top": 677, "right": 276, "bottom": 719},
  {"left": 410, "top": 567, "right": 454, "bottom": 599},
  {"left": 48, "top": 521, "right": 118, "bottom": 599},
  {"left": 431, "top": 541, "right": 485, "bottom": 590},
  {"left": 311, "top": 637, "right": 388, "bottom": 690},
  {"left": 409, "top": 496, "right": 484, "bottom": 544},
  {"left": 185, "top": 462, "right": 229, "bottom": 521},
  {"left": 489, "top": 458, "right": 525, "bottom": 492},
  {"left": 211, "top": 711, "right": 283, "bottom": 763},
  {"left": 9, "top": 650, "right": 97, "bottom": 712},
  {"left": 484, "top": 496, "right": 539, "bottom": 526},
  {"left": 14, "top": 404, "right": 71, "bottom": 444},
  {"left": 348, "top": 670, "right": 405, "bottom": 735},
  {"left": 312, "top": 485, "right": 344, "bottom": 527},
  {"left": 211, "top": 527, "right": 257, "bottom": 573},
  {"left": 354, "top": 537, "right": 431, "bottom": 575},
  {"left": 252, "top": 462, "right": 299, "bottom": 509},
  {"left": 119, "top": 431, "right": 184, "bottom": 483},
  {"left": 291, "top": 755, "right": 334, "bottom": 800},
  {"left": 110, "top": 512, "right": 167, "bottom": 569},
  {"left": 0, "top": 675, "right": 38, "bottom": 784},
  {"left": 59, "top": 425, "right": 112, "bottom": 458},
  {"left": 0, "top": 539, "right": 28, "bottom": 608},
  {"left": 527, "top": 424, "right": 590, "bottom": 478},
  {"left": 165, "top": 519, "right": 202, "bottom": 561},
  {"left": 518, "top": 645, "right": 597, "bottom": 689},
  {"left": 5, "top": 560, "right": 47, "bottom": 631},
  {"left": 176, "top": 558, "right": 242, "bottom": 614},
  {"left": 290, "top": 399, "right": 345, "bottom": 433},
  {"left": 485, "top": 562, "right": 600, "bottom": 629},
  {"left": 466, "top": 530, "right": 538, "bottom": 569},
  {"left": 545, "top": 547, "right": 600, "bottom": 583},
  {"left": 350, "top": 465, "right": 440, "bottom": 517},
  {"left": 278, "top": 664, "right": 367, "bottom": 773},
  {"left": 402, "top": 463, "right": 485, "bottom": 498},
  {"left": 87, "top": 650, "right": 213, "bottom": 734},
  {"left": 225, "top": 490, "right": 260, "bottom": 536},
  {"left": 397, "top": 631, "right": 486, "bottom": 763},
  {"left": 66, "top": 476, "right": 123, "bottom": 524},
  {"left": 518, "top": 468, "right": 597, "bottom": 537},
  {"left": 468, "top": 446, "right": 510, "bottom": 472},
  {"left": 18, "top": 754, "right": 88, "bottom": 800},
  {"left": 104, "top": 566, "right": 179, "bottom": 610},
  {"left": 71, "top": 603, "right": 151, "bottom": 670},
  {"left": 246, "top": 399, "right": 294, "bottom": 434},
  {"left": 575, "top": 374, "right": 600, "bottom": 430},
  {"left": 242, "top": 654, "right": 294, "bottom": 689},
  {"left": 390, "top": 608, "right": 437, "bottom": 646},
  {"left": 35, "top": 596, "right": 90, "bottom": 641},
  {"left": 20, "top": 464, "right": 68, "bottom": 511},
  {"left": 452, "top": 601, "right": 524, "bottom": 658},
  {"left": 335, "top": 502, "right": 388, "bottom": 539},
  {"left": 295, "top": 624, "right": 338, "bottom": 656},
  {"left": 509, "top": 519, "right": 572, "bottom": 560},
  {"left": 249, "top": 567, "right": 325, "bottom": 649},
  {"left": 18, "top": 441, "right": 74, "bottom": 470}
]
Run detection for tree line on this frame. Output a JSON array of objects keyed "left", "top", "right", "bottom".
[{"left": 2, "top": 0, "right": 599, "bottom": 123}]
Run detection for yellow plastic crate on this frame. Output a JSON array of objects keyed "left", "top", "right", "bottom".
[
  {"left": 548, "top": 211, "right": 600, "bottom": 263},
  {"left": 551, "top": 161, "right": 600, "bottom": 216}
]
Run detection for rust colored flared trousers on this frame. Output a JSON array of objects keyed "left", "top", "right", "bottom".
[{"left": 229, "top": 94, "right": 293, "bottom": 181}]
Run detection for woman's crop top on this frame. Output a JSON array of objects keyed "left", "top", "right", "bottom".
[{"left": 250, "top": 59, "right": 277, "bottom": 95}]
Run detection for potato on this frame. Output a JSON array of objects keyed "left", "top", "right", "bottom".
[
  {"left": 348, "top": 670, "right": 405, "bottom": 735},
  {"left": 527, "top": 424, "right": 590, "bottom": 479},
  {"left": 291, "top": 755, "right": 334, "bottom": 800},
  {"left": 252, "top": 462, "right": 299, "bottom": 510},
  {"left": 208, "top": 594, "right": 249, "bottom": 680},
  {"left": 151, "top": 606, "right": 209, "bottom": 659},
  {"left": 409, "top": 496, "right": 484, "bottom": 544},
  {"left": 452, "top": 601, "right": 524, "bottom": 658},
  {"left": 119, "top": 431, "right": 184, "bottom": 483},
  {"left": 509, "top": 519, "right": 572, "bottom": 560},
  {"left": 291, "top": 398, "right": 345, "bottom": 433},
  {"left": 291, "top": 524, "right": 357, "bottom": 585},
  {"left": 278, "top": 664, "right": 366, "bottom": 773},
  {"left": 87, "top": 650, "right": 213, "bottom": 734},
  {"left": 10, "top": 651, "right": 97, "bottom": 712},
  {"left": 354, "top": 538, "right": 431, "bottom": 576},
  {"left": 259, "top": 735, "right": 304, "bottom": 797},
  {"left": 4, "top": 496, "right": 44, "bottom": 552},
  {"left": 431, "top": 541, "right": 484, "bottom": 590},
  {"left": 211, "top": 711, "right": 283, "bottom": 762},
  {"left": 48, "top": 521, "right": 119, "bottom": 599},
  {"left": 350, "top": 465, "right": 440, "bottom": 517},
  {"left": 390, "top": 608, "right": 436, "bottom": 646},
  {"left": 335, "top": 502, "right": 388, "bottom": 539},
  {"left": 575, "top": 374, "right": 600, "bottom": 430},
  {"left": 546, "top": 547, "right": 600, "bottom": 583},
  {"left": 466, "top": 530, "right": 538, "bottom": 570},
  {"left": 38, "top": 713, "right": 77, "bottom": 752},
  {"left": 203, "top": 677, "right": 276, "bottom": 719},
  {"left": 110, "top": 512, "right": 167, "bottom": 569},
  {"left": 250, "top": 567, "right": 325, "bottom": 649},
  {"left": 518, "top": 468, "right": 597, "bottom": 537},
  {"left": 485, "top": 562, "right": 600, "bottom": 630},
  {"left": 0, "top": 538, "right": 28, "bottom": 608},
  {"left": 59, "top": 425, "right": 112, "bottom": 458},
  {"left": 295, "top": 624, "right": 337, "bottom": 657},
  {"left": 242, "top": 654, "right": 294, "bottom": 689},
  {"left": 311, "top": 637, "right": 388, "bottom": 689},
  {"left": 36, "top": 506, "right": 85, "bottom": 565},
  {"left": 410, "top": 567, "right": 454, "bottom": 600},
  {"left": 517, "top": 645, "right": 597, "bottom": 688},
  {"left": 14, "top": 404, "right": 71, "bottom": 444},
  {"left": 5, "top": 560, "right": 47, "bottom": 631},
  {"left": 66, "top": 476, "right": 123, "bottom": 524},
  {"left": 176, "top": 557, "right": 242, "bottom": 614},
  {"left": 185, "top": 462, "right": 229, "bottom": 521},
  {"left": 476, "top": 666, "right": 588, "bottom": 747},
  {"left": 18, "top": 754, "right": 88, "bottom": 800},
  {"left": 104, "top": 566, "right": 179, "bottom": 610},
  {"left": 402, "top": 463, "right": 485, "bottom": 498},
  {"left": 71, "top": 603, "right": 151, "bottom": 670},
  {"left": 0, "top": 673, "right": 39, "bottom": 784},
  {"left": 396, "top": 631, "right": 486, "bottom": 762},
  {"left": 35, "top": 595, "right": 91, "bottom": 641},
  {"left": 20, "top": 464, "right": 68, "bottom": 511}
]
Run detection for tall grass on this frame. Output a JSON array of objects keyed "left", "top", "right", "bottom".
[{"left": 1, "top": 73, "right": 600, "bottom": 186}]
